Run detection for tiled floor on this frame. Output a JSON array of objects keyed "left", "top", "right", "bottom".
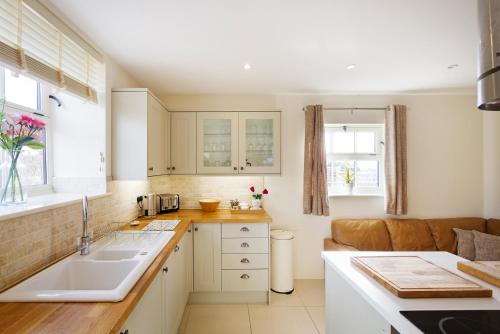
[{"left": 178, "top": 279, "right": 325, "bottom": 334}]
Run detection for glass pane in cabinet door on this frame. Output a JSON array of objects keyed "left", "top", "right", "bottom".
[
  {"left": 245, "top": 119, "right": 274, "bottom": 167},
  {"left": 203, "top": 119, "right": 232, "bottom": 168}
]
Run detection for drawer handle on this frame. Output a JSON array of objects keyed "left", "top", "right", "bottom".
[
  {"left": 240, "top": 274, "right": 250, "bottom": 279},
  {"left": 241, "top": 242, "right": 250, "bottom": 248},
  {"left": 240, "top": 227, "right": 249, "bottom": 232},
  {"left": 240, "top": 258, "right": 250, "bottom": 263},
  {"left": 162, "top": 266, "right": 169, "bottom": 273},
  {"left": 174, "top": 245, "right": 180, "bottom": 252}
]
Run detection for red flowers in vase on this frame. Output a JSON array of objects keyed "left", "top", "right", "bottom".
[{"left": 249, "top": 185, "right": 269, "bottom": 200}]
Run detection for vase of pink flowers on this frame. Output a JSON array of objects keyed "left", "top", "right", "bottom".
[
  {"left": 249, "top": 185, "right": 269, "bottom": 209},
  {"left": 0, "top": 101, "right": 45, "bottom": 205}
]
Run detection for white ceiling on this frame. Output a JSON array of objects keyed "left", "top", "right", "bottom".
[{"left": 48, "top": 0, "right": 478, "bottom": 95}]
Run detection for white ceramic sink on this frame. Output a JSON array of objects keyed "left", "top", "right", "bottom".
[{"left": 0, "top": 230, "right": 175, "bottom": 302}]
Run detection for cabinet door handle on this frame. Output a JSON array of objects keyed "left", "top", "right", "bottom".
[
  {"left": 241, "top": 242, "right": 250, "bottom": 248},
  {"left": 120, "top": 330, "right": 129, "bottom": 334},
  {"left": 171, "top": 166, "right": 176, "bottom": 170},
  {"left": 194, "top": 227, "right": 198, "bottom": 231},
  {"left": 166, "top": 167, "right": 171, "bottom": 170},
  {"left": 162, "top": 266, "right": 169, "bottom": 273},
  {"left": 148, "top": 167, "right": 154, "bottom": 171},
  {"left": 233, "top": 166, "right": 237, "bottom": 171},
  {"left": 174, "top": 245, "right": 180, "bottom": 252},
  {"left": 240, "top": 166, "right": 244, "bottom": 170},
  {"left": 240, "top": 258, "right": 250, "bottom": 263},
  {"left": 240, "top": 274, "right": 250, "bottom": 279},
  {"left": 240, "top": 227, "right": 249, "bottom": 232}
]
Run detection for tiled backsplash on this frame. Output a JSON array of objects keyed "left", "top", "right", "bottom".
[
  {"left": 0, "top": 180, "right": 148, "bottom": 291},
  {"left": 150, "top": 175, "right": 265, "bottom": 209}
]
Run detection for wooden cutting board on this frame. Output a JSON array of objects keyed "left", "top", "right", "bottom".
[
  {"left": 351, "top": 256, "right": 492, "bottom": 298},
  {"left": 457, "top": 261, "right": 500, "bottom": 287}
]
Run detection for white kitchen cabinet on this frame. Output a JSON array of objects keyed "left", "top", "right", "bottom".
[
  {"left": 238, "top": 112, "right": 281, "bottom": 174},
  {"left": 120, "top": 263, "right": 163, "bottom": 334},
  {"left": 170, "top": 112, "right": 197, "bottom": 174},
  {"left": 121, "top": 231, "right": 193, "bottom": 334},
  {"left": 112, "top": 88, "right": 169, "bottom": 180},
  {"left": 193, "top": 224, "right": 221, "bottom": 291},
  {"left": 196, "top": 112, "right": 239, "bottom": 174}
]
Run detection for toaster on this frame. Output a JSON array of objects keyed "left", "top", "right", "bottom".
[{"left": 157, "top": 194, "right": 180, "bottom": 213}]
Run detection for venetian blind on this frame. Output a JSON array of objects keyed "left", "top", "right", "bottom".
[{"left": 0, "top": 0, "right": 104, "bottom": 103}]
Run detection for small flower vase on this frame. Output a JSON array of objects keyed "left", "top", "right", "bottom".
[
  {"left": 251, "top": 199, "right": 262, "bottom": 210},
  {"left": 346, "top": 183, "right": 354, "bottom": 195},
  {"left": 1, "top": 154, "right": 26, "bottom": 205}
]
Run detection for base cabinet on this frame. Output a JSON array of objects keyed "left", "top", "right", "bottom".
[{"left": 120, "top": 231, "right": 193, "bottom": 334}]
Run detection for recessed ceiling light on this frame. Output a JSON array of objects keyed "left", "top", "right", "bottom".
[
  {"left": 346, "top": 64, "right": 356, "bottom": 70},
  {"left": 447, "top": 64, "right": 459, "bottom": 70},
  {"left": 243, "top": 63, "right": 252, "bottom": 70}
]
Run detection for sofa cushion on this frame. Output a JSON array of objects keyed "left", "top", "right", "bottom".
[
  {"left": 332, "top": 219, "right": 392, "bottom": 251},
  {"left": 324, "top": 239, "right": 358, "bottom": 251},
  {"left": 385, "top": 219, "right": 436, "bottom": 251},
  {"left": 452, "top": 228, "right": 476, "bottom": 260},
  {"left": 472, "top": 231, "right": 500, "bottom": 261},
  {"left": 487, "top": 219, "right": 500, "bottom": 236},
  {"left": 425, "top": 218, "right": 486, "bottom": 253}
]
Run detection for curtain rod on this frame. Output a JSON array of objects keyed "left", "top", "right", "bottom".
[{"left": 302, "top": 106, "right": 389, "bottom": 111}]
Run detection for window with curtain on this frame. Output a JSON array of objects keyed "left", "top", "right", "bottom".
[
  {"left": 0, "top": 0, "right": 104, "bottom": 103},
  {"left": 325, "top": 124, "right": 384, "bottom": 196}
]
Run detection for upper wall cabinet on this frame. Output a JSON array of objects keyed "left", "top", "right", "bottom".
[
  {"left": 239, "top": 112, "right": 281, "bottom": 174},
  {"left": 112, "top": 89, "right": 169, "bottom": 180},
  {"left": 197, "top": 112, "right": 239, "bottom": 174},
  {"left": 170, "top": 112, "right": 197, "bottom": 174}
]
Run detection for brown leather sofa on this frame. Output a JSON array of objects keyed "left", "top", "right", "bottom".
[{"left": 324, "top": 218, "right": 500, "bottom": 254}]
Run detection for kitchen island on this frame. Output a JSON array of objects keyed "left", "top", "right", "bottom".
[
  {"left": 0, "top": 209, "right": 271, "bottom": 334},
  {"left": 321, "top": 251, "right": 500, "bottom": 334}
]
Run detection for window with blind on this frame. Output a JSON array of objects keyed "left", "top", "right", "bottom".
[
  {"left": 0, "top": 0, "right": 104, "bottom": 103},
  {"left": 325, "top": 124, "right": 385, "bottom": 196}
]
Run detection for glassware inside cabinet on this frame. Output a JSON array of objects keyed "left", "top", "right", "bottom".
[
  {"left": 245, "top": 119, "right": 274, "bottom": 167},
  {"left": 203, "top": 119, "right": 231, "bottom": 167}
]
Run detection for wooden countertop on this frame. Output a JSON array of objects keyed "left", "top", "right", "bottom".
[{"left": 0, "top": 209, "right": 271, "bottom": 334}]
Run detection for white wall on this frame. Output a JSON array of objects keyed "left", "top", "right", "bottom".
[
  {"left": 161, "top": 93, "right": 483, "bottom": 278},
  {"left": 483, "top": 111, "right": 500, "bottom": 217}
]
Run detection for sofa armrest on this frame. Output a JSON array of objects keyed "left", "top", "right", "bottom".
[{"left": 324, "top": 238, "right": 358, "bottom": 251}]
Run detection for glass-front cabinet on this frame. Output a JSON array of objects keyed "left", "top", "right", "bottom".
[
  {"left": 197, "top": 112, "right": 239, "bottom": 174},
  {"left": 239, "top": 112, "right": 281, "bottom": 174}
]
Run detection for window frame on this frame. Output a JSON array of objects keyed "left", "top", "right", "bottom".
[
  {"left": 325, "top": 124, "right": 385, "bottom": 196},
  {"left": 0, "top": 67, "right": 53, "bottom": 196}
]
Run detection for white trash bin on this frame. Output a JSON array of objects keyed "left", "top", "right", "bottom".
[{"left": 270, "top": 229, "right": 294, "bottom": 294}]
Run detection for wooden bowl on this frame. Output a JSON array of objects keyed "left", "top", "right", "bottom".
[{"left": 199, "top": 199, "right": 220, "bottom": 212}]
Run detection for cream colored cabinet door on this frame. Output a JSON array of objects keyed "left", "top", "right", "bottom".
[
  {"left": 184, "top": 228, "right": 194, "bottom": 302},
  {"left": 120, "top": 266, "right": 163, "bottom": 334},
  {"left": 193, "top": 223, "right": 221, "bottom": 291},
  {"left": 147, "top": 95, "right": 166, "bottom": 176},
  {"left": 162, "top": 249, "right": 180, "bottom": 334},
  {"left": 170, "top": 112, "right": 197, "bottom": 174},
  {"left": 196, "top": 112, "right": 238, "bottom": 174},
  {"left": 164, "top": 110, "right": 171, "bottom": 174},
  {"left": 238, "top": 112, "right": 281, "bottom": 174}
]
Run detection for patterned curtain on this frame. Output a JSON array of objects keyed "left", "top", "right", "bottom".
[{"left": 303, "top": 105, "right": 330, "bottom": 216}]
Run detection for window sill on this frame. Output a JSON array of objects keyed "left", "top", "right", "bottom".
[
  {"left": 329, "top": 194, "right": 384, "bottom": 198},
  {"left": 0, "top": 192, "right": 111, "bottom": 222}
]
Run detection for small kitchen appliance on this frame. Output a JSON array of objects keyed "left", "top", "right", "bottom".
[
  {"left": 137, "top": 193, "right": 158, "bottom": 217},
  {"left": 157, "top": 194, "right": 180, "bottom": 213}
]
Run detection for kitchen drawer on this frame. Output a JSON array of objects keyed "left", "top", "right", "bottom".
[
  {"left": 222, "top": 238, "right": 268, "bottom": 254},
  {"left": 222, "top": 269, "right": 268, "bottom": 291},
  {"left": 222, "top": 223, "right": 268, "bottom": 238},
  {"left": 222, "top": 254, "right": 269, "bottom": 269}
]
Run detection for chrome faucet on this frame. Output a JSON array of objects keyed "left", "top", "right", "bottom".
[{"left": 80, "top": 195, "right": 90, "bottom": 255}]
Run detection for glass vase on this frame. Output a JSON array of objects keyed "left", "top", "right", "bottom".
[{"left": 1, "top": 154, "right": 26, "bottom": 205}]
